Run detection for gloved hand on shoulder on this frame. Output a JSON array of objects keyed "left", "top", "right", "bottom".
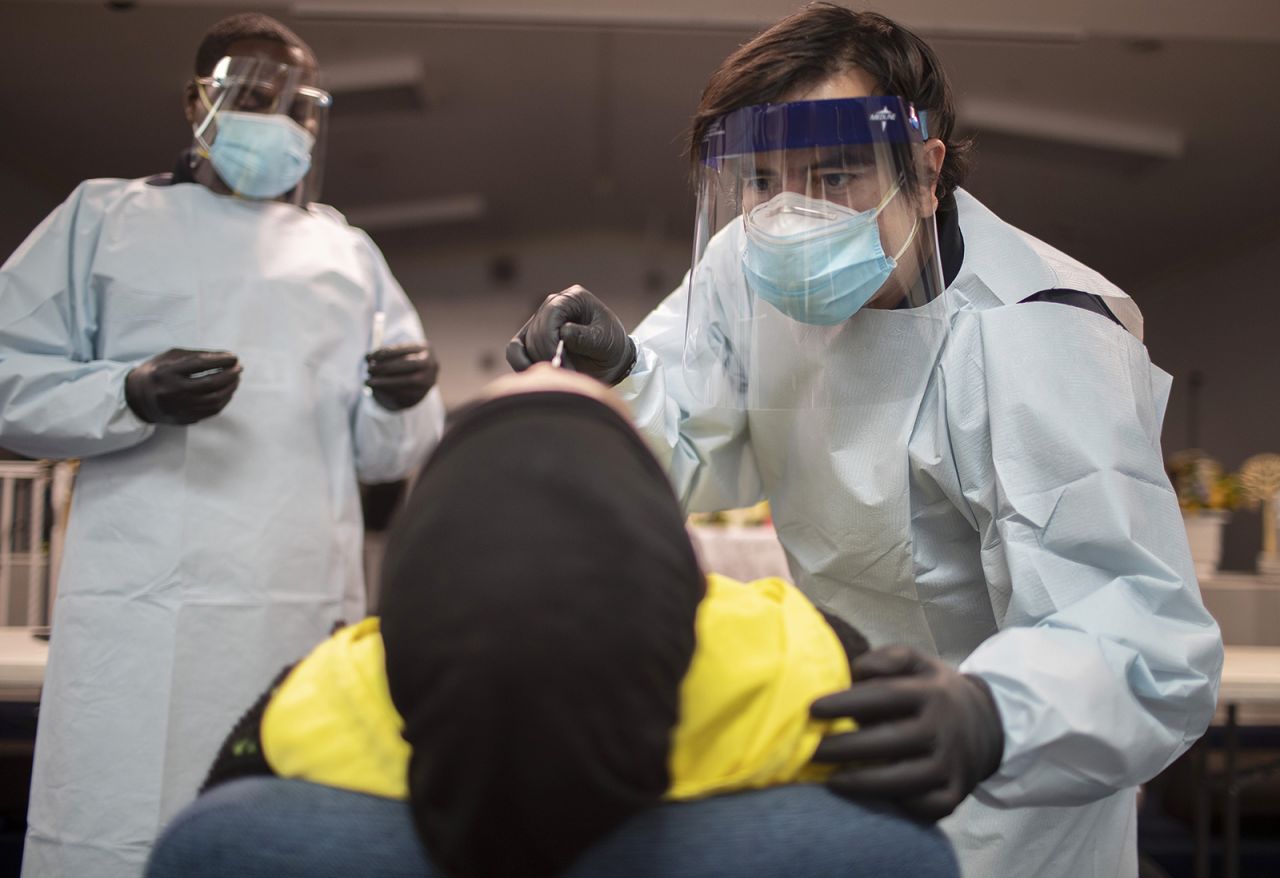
[
  {"left": 809, "top": 644, "right": 1004, "bottom": 822},
  {"left": 506, "top": 285, "right": 635, "bottom": 385},
  {"left": 125, "top": 348, "right": 241, "bottom": 425},
  {"left": 366, "top": 342, "right": 438, "bottom": 411}
]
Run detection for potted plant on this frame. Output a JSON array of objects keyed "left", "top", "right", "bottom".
[{"left": 1167, "top": 449, "right": 1240, "bottom": 580}]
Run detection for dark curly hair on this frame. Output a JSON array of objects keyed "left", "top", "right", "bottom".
[
  {"left": 194, "top": 12, "right": 314, "bottom": 76},
  {"left": 688, "top": 3, "right": 972, "bottom": 200}
]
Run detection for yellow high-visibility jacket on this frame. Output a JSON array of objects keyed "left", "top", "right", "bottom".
[{"left": 254, "top": 574, "right": 855, "bottom": 801}]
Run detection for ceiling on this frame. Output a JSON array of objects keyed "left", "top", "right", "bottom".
[{"left": 1, "top": 0, "right": 1278, "bottom": 292}]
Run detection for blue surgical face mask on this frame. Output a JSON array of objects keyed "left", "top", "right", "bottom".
[
  {"left": 741, "top": 185, "right": 916, "bottom": 326},
  {"left": 206, "top": 111, "right": 314, "bottom": 200}
]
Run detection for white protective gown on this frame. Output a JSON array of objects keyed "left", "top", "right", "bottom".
[
  {"left": 0, "top": 177, "right": 445, "bottom": 878},
  {"left": 620, "top": 188, "right": 1222, "bottom": 878}
]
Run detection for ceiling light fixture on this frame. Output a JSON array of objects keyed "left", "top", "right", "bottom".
[
  {"left": 343, "top": 194, "right": 488, "bottom": 232},
  {"left": 960, "top": 98, "right": 1185, "bottom": 160}
]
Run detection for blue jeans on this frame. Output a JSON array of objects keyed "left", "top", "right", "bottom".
[{"left": 146, "top": 778, "right": 959, "bottom": 878}]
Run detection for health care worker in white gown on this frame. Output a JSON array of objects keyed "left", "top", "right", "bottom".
[
  {"left": 507, "top": 6, "right": 1222, "bottom": 877},
  {"left": 0, "top": 14, "right": 445, "bottom": 877}
]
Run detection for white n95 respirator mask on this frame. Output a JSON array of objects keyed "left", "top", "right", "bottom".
[{"left": 741, "top": 185, "right": 915, "bottom": 326}]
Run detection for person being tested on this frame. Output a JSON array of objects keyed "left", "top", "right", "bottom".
[
  {"left": 146, "top": 363, "right": 958, "bottom": 878},
  {"left": 507, "top": 5, "right": 1222, "bottom": 876},
  {"left": 0, "top": 12, "right": 444, "bottom": 877}
]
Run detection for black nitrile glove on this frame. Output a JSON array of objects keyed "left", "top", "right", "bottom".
[
  {"left": 366, "top": 342, "right": 438, "bottom": 411},
  {"left": 809, "top": 644, "right": 1004, "bottom": 823},
  {"left": 124, "top": 348, "right": 241, "bottom": 425},
  {"left": 505, "top": 285, "right": 636, "bottom": 385}
]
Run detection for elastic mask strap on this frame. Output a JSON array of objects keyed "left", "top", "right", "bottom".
[
  {"left": 870, "top": 179, "right": 903, "bottom": 219},
  {"left": 873, "top": 177, "right": 919, "bottom": 263},
  {"left": 192, "top": 81, "right": 228, "bottom": 157},
  {"left": 891, "top": 218, "right": 920, "bottom": 263}
]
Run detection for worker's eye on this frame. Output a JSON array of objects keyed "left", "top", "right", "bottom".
[
  {"left": 238, "top": 86, "right": 279, "bottom": 112},
  {"left": 817, "top": 172, "right": 856, "bottom": 191}
]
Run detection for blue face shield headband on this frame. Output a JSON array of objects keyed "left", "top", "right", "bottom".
[{"left": 698, "top": 96, "right": 926, "bottom": 168}]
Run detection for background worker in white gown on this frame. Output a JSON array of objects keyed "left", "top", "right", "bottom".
[
  {"left": 0, "top": 13, "right": 444, "bottom": 877},
  {"left": 508, "top": 5, "right": 1222, "bottom": 876}
]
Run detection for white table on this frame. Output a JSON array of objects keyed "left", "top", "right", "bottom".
[
  {"left": 1217, "top": 647, "right": 1280, "bottom": 706},
  {"left": 1199, "top": 573, "right": 1280, "bottom": 648},
  {"left": 1194, "top": 646, "right": 1280, "bottom": 878},
  {"left": 0, "top": 626, "right": 47, "bottom": 703}
]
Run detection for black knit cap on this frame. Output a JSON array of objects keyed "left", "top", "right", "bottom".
[{"left": 379, "top": 390, "right": 704, "bottom": 878}]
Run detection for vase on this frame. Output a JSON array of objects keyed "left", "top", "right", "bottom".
[
  {"left": 1182, "top": 510, "right": 1229, "bottom": 581},
  {"left": 1258, "top": 493, "right": 1280, "bottom": 581}
]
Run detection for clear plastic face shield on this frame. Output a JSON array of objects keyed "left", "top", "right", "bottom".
[
  {"left": 684, "top": 97, "right": 947, "bottom": 410},
  {"left": 191, "top": 55, "right": 330, "bottom": 204}
]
